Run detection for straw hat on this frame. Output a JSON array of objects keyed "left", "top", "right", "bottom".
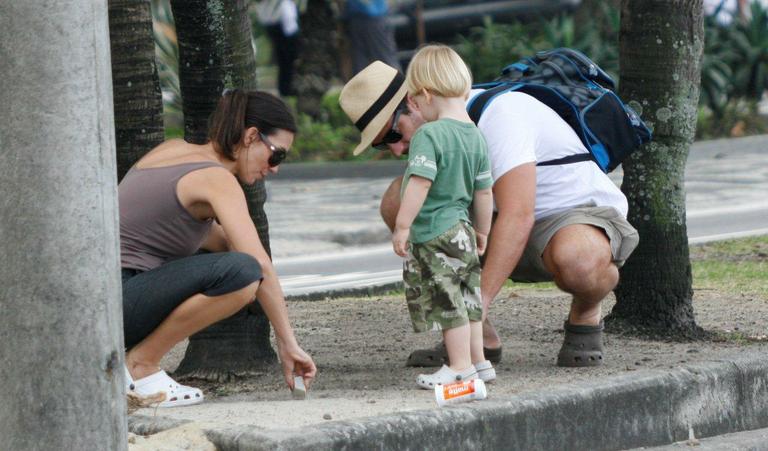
[{"left": 339, "top": 61, "right": 407, "bottom": 155}]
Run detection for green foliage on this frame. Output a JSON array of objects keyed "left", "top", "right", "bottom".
[
  {"left": 455, "top": 19, "right": 535, "bottom": 82},
  {"left": 455, "top": 5, "right": 619, "bottom": 85},
  {"left": 289, "top": 90, "right": 392, "bottom": 162},
  {"left": 151, "top": 0, "right": 183, "bottom": 129},
  {"left": 454, "top": 1, "right": 768, "bottom": 141},
  {"left": 695, "top": 99, "right": 768, "bottom": 139},
  {"left": 699, "top": 1, "right": 768, "bottom": 122},
  {"left": 730, "top": 1, "right": 768, "bottom": 100},
  {"left": 291, "top": 114, "right": 360, "bottom": 162}
]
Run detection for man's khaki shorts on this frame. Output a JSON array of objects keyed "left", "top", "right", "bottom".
[{"left": 509, "top": 206, "right": 639, "bottom": 283}]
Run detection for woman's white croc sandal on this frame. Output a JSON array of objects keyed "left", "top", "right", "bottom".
[
  {"left": 124, "top": 364, "right": 135, "bottom": 391},
  {"left": 131, "top": 370, "right": 204, "bottom": 408}
]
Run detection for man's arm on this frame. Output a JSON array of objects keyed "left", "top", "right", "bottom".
[{"left": 481, "top": 162, "right": 536, "bottom": 315}]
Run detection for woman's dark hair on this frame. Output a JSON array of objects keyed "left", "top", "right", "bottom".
[{"left": 208, "top": 89, "right": 297, "bottom": 160}]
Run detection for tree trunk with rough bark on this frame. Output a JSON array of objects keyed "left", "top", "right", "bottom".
[
  {"left": 294, "top": 0, "right": 341, "bottom": 117},
  {"left": 170, "top": 0, "right": 277, "bottom": 382},
  {"left": 1, "top": 1, "right": 126, "bottom": 448},
  {"left": 606, "top": 0, "right": 704, "bottom": 337},
  {"left": 108, "top": 0, "right": 165, "bottom": 181}
]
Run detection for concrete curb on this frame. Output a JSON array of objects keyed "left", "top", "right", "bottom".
[
  {"left": 285, "top": 281, "right": 403, "bottom": 301},
  {"left": 129, "top": 352, "right": 768, "bottom": 450},
  {"left": 274, "top": 160, "right": 405, "bottom": 180},
  {"left": 128, "top": 414, "right": 190, "bottom": 436}
]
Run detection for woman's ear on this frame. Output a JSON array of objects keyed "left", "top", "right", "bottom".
[{"left": 244, "top": 126, "right": 260, "bottom": 145}]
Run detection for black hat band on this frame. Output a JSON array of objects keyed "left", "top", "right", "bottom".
[{"left": 354, "top": 72, "right": 405, "bottom": 132}]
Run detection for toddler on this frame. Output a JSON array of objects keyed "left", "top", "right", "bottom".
[{"left": 393, "top": 44, "right": 495, "bottom": 389}]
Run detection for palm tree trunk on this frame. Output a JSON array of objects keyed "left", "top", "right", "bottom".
[
  {"left": 294, "top": 0, "right": 341, "bottom": 117},
  {"left": 170, "top": 0, "right": 277, "bottom": 381},
  {"left": 607, "top": 0, "right": 704, "bottom": 337},
  {"left": 1, "top": 1, "right": 126, "bottom": 448},
  {"left": 108, "top": 0, "right": 165, "bottom": 181}
]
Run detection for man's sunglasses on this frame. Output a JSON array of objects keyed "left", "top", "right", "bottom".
[
  {"left": 372, "top": 109, "right": 404, "bottom": 150},
  {"left": 260, "top": 133, "right": 288, "bottom": 167}
]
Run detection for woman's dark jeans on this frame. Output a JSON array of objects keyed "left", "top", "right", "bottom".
[{"left": 122, "top": 252, "right": 262, "bottom": 349}]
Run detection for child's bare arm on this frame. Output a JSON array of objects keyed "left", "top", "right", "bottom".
[
  {"left": 393, "top": 176, "right": 432, "bottom": 257},
  {"left": 472, "top": 187, "right": 493, "bottom": 255}
]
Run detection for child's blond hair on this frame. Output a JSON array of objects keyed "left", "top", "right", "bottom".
[{"left": 405, "top": 44, "right": 472, "bottom": 98}]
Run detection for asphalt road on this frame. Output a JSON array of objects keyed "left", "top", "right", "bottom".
[{"left": 268, "top": 135, "right": 768, "bottom": 297}]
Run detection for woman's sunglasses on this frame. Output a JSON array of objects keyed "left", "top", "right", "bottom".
[
  {"left": 372, "top": 109, "right": 404, "bottom": 150},
  {"left": 259, "top": 133, "right": 288, "bottom": 167}
]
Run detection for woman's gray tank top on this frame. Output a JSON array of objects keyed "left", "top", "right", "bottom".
[{"left": 119, "top": 161, "right": 223, "bottom": 271}]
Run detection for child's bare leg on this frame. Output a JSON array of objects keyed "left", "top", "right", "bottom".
[
  {"left": 443, "top": 323, "right": 472, "bottom": 371},
  {"left": 469, "top": 320, "right": 485, "bottom": 364}
]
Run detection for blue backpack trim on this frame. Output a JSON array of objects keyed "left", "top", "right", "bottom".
[{"left": 468, "top": 48, "right": 652, "bottom": 173}]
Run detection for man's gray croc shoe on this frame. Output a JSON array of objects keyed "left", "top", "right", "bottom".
[
  {"left": 406, "top": 342, "right": 448, "bottom": 367},
  {"left": 556, "top": 320, "right": 604, "bottom": 367}
]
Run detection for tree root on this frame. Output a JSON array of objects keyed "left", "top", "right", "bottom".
[
  {"left": 604, "top": 315, "right": 712, "bottom": 341},
  {"left": 127, "top": 391, "right": 166, "bottom": 414},
  {"left": 174, "top": 367, "right": 271, "bottom": 384}
]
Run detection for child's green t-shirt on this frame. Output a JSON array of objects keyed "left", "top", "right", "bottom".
[{"left": 402, "top": 118, "right": 493, "bottom": 243}]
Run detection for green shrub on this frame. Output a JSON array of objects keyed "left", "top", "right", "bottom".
[
  {"left": 454, "top": 1, "right": 768, "bottom": 140},
  {"left": 291, "top": 113, "right": 361, "bottom": 162},
  {"left": 289, "top": 90, "right": 396, "bottom": 162},
  {"left": 455, "top": 5, "right": 619, "bottom": 84}
]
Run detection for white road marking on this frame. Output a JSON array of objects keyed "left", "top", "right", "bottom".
[{"left": 689, "top": 228, "right": 768, "bottom": 244}]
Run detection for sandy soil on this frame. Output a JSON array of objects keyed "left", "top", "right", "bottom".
[{"left": 129, "top": 282, "right": 768, "bottom": 450}]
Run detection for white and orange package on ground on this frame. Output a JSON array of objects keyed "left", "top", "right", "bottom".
[{"left": 434, "top": 379, "right": 487, "bottom": 406}]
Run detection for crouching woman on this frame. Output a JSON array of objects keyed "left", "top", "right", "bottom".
[{"left": 120, "top": 89, "right": 315, "bottom": 407}]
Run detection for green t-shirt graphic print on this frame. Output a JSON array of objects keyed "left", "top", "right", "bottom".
[{"left": 402, "top": 118, "right": 492, "bottom": 243}]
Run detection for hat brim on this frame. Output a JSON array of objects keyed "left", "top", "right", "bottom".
[{"left": 352, "top": 83, "right": 408, "bottom": 156}]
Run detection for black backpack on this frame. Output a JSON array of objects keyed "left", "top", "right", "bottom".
[{"left": 467, "top": 48, "right": 652, "bottom": 173}]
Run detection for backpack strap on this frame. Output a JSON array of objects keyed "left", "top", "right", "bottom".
[
  {"left": 468, "top": 84, "right": 595, "bottom": 169},
  {"left": 467, "top": 84, "right": 519, "bottom": 125},
  {"left": 536, "top": 153, "right": 593, "bottom": 167}
]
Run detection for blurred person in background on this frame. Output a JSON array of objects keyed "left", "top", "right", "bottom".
[
  {"left": 257, "top": 0, "right": 302, "bottom": 96},
  {"left": 342, "top": 0, "right": 401, "bottom": 74}
]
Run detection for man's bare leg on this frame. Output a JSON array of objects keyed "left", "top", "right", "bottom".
[
  {"left": 541, "top": 224, "right": 618, "bottom": 325},
  {"left": 542, "top": 224, "right": 616, "bottom": 366}
]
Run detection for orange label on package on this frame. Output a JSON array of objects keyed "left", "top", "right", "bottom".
[{"left": 442, "top": 380, "right": 475, "bottom": 400}]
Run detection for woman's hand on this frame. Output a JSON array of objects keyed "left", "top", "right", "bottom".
[
  {"left": 277, "top": 337, "right": 317, "bottom": 390},
  {"left": 392, "top": 226, "right": 410, "bottom": 257}
]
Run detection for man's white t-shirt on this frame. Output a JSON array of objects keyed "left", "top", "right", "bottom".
[{"left": 468, "top": 89, "right": 628, "bottom": 221}]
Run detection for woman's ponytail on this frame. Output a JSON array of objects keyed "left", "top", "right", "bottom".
[
  {"left": 207, "top": 89, "right": 297, "bottom": 160},
  {"left": 208, "top": 88, "right": 249, "bottom": 159}
]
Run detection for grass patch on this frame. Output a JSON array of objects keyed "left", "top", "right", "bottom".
[
  {"left": 504, "top": 280, "right": 556, "bottom": 290},
  {"left": 691, "top": 235, "right": 768, "bottom": 298},
  {"left": 498, "top": 235, "right": 768, "bottom": 297}
]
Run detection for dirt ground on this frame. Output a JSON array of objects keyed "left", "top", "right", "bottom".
[{"left": 133, "top": 280, "right": 768, "bottom": 438}]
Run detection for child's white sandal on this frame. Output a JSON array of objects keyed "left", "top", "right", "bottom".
[{"left": 416, "top": 364, "right": 476, "bottom": 390}]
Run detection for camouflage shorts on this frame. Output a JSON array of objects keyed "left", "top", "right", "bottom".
[{"left": 403, "top": 221, "right": 483, "bottom": 333}]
